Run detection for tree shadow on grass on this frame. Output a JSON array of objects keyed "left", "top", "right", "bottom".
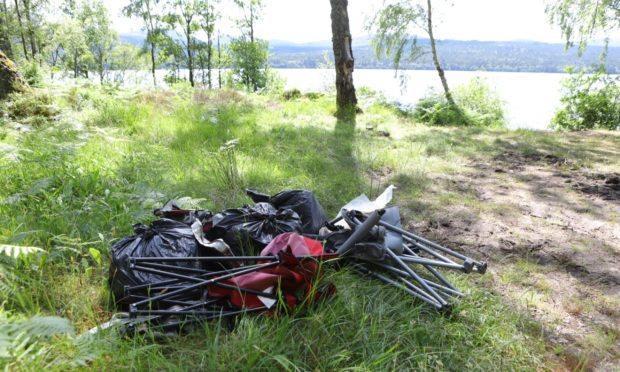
[{"left": 111, "top": 106, "right": 365, "bottom": 216}]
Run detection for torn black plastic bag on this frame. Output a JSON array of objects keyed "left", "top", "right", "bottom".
[
  {"left": 246, "top": 189, "right": 328, "bottom": 234},
  {"left": 108, "top": 219, "right": 201, "bottom": 305},
  {"left": 209, "top": 202, "right": 302, "bottom": 256},
  {"left": 154, "top": 199, "right": 212, "bottom": 226}
]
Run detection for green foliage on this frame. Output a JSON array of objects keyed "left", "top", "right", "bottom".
[
  {"left": 282, "top": 88, "right": 302, "bottom": 100},
  {"left": 0, "top": 314, "right": 97, "bottom": 369},
  {"left": 366, "top": 0, "right": 425, "bottom": 72},
  {"left": 88, "top": 96, "right": 141, "bottom": 128},
  {"left": 53, "top": 18, "right": 89, "bottom": 78},
  {"left": 210, "top": 138, "right": 245, "bottom": 192},
  {"left": 453, "top": 77, "right": 506, "bottom": 127},
  {"left": 109, "top": 43, "right": 149, "bottom": 84},
  {"left": 229, "top": 38, "right": 269, "bottom": 92},
  {"left": 413, "top": 78, "right": 506, "bottom": 127},
  {"left": 304, "top": 92, "right": 324, "bottom": 100},
  {"left": 413, "top": 94, "right": 466, "bottom": 126},
  {"left": 546, "top": 0, "right": 620, "bottom": 53},
  {"left": 80, "top": 0, "right": 118, "bottom": 84},
  {"left": 552, "top": 68, "right": 620, "bottom": 130},
  {"left": 20, "top": 60, "right": 44, "bottom": 87},
  {"left": 1, "top": 91, "right": 59, "bottom": 125}
]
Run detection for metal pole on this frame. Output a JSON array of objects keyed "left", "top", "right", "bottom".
[
  {"left": 378, "top": 220, "right": 486, "bottom": 272},
  {"left": 123, "top": 263, "right": 269, "bottom": 294},
  {"left": 399, "top": 255, "right": 470, "bottom": 272},
  {"left": 129, "top": 261, "right": 280, "bottom": 311},
  {"left": 353, "top": 266, "right": 442, "bottom": 309},
  {"left": 384, "top": 248, "right": 449, "bottom": 307},
  {"left": 403, "top": 236, "right": 459, "bottom": 264},
  {"left": 401, "top": 245, "right": 460, "bottom": 291},
  {"left": 130, "top": 264, "right": 279, "bottom": 300},
  {"left": 369, "top": 261, "right": 463, "bottom": 297}
]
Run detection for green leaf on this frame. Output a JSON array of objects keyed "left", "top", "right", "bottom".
[{"left": 88, "top": 248, "right": 102, "bottom": 266}]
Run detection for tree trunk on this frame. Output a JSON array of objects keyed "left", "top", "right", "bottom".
[
  {"left": 0, "top": 50, "right": 28, "bottom": 99},
  {"left": 207, "top": 37, "right": 212, "bottom": 89},
  {"left": 198, "top": 52, "right": 205, "bottom": 85},
  {"left": 186, "top": 25, "right": 194, "bottom": 87},
  {"left": 426, "top": 0, "right": 454, "bottom": 107},
  {"left": 0, "top": 0, "right": 13, "bottom": 58},
  {"left": 330, "top": 0, "right": 357, "bottom": 114},
  {"left": 249, "top": 4, "right": 254, "bottom": 44},
  {"left": 150, "top": 40, "right": 157, "bottom": 87},
  {"left": 22, "top": 0, "right": 37, "bottom": 58},
  {"left": 73, "top": 51, "right": 78, "bottom": 78},
  {"left": 217, "top": 32, "right": 221, "bottom": 89},
  {"left": 13, "top": 0, "right": 29, "bottom": 60}
]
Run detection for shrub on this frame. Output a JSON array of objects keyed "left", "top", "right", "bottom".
[
  {"left": 20, "top": 60, "right": 44, "bottom": 87},
  {"left": 304, "top": 92, "right": 324, "bottom": 100},
  {"left": 454, "top": 77, "right": 505, "bottom": 127},
  {"left": 2, "top": 91, "right": 59, "bottom": 125},
  {"left": 413, "top": 78, "right": 505, "bottom": 127},
  {"left": 282, "top": 88, "right": 302, "bottom": 100},
  {"left": 413, "top": 93, "right": 467, "bottom": 126},
  {"left": 552, "top": 68, "right": 620, "bottom": 131}
]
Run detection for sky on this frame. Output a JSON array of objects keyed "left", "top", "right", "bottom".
[{"left": 106, "top": 0, "right": 620, "bottom": 44}]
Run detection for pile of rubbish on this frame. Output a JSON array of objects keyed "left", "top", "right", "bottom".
[{"left": 106, "top": 187, "right": 486, "bottom": 334}]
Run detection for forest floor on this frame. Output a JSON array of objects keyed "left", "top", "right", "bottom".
[{"left": 0, "top": 83, "right": 618, "bottom": 370}]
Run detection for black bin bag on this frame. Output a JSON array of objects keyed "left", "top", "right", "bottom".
[
  {"left": 108, "top": 218, "right": 200, "bottom": 305},
  {"left": 208, "top": 202, "right": 302, "bottom": 256},
  {"left": 246, "top": 189, "right": 328, "bottom": 234},
  {"left": 153, "top": 199, "right": 212, "bottom": 225}
]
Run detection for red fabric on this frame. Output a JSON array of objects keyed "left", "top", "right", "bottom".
[
  {"left": 207, "top": 232, "right": 330, "bottom": 310},
  {"left": 259, "top": 232, "right": 322, "bottom": 257},
  {"left": 303, "top": 236, "right": 325, "bottom": 256}
]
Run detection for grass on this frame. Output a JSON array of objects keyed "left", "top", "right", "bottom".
[{"left": 2, "top": 82, "right": 618, "bottom": 370}]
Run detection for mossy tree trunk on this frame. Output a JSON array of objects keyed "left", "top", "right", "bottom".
[
  {"left": 330, "top": 0, "right": 357, "bottom": 116},
  {"left": 0, "top": 51, "right": 28, "bottom": 99}
]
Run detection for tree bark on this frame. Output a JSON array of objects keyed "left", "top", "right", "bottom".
[
  {"left": 0, "top": 0, "right": 13, "bottom": 58},
  {"left": 330, "top": 0, "right": 357, "bottom": 114},
  {"left": 0, "top": 50, "right": 28, "bottom": 99},
  {"left": 249, "top": 3, "right": 254, "bottom": 44},
  {"left": 204, "top": 4, "right": 213, "bottom": 89},
  {"left": 206, "top": 36, "right": 213, "bottom": 89},
  {"left": 13, "top": 0, "right": 29, "bottom": 60},
  {"left": 144, "top": 0, "right": 158, "bottom": 87},
  {"left": 426, "top": 0, "right": 454, "bottom": 106},
  {"left": 186, "top": 24, "right": 194, "bottom": 87},
  {"left": 150, "top": 41, "right": 157, "bottom": 87},
  {"left": 217, "top": 32, "right": 221, "bottom": 89},
  {"left": 73, "top": 51, "right": 78, "bottom": 78},
  {"left": 22, "top": 0, "right": 37, "bottom": 58}
]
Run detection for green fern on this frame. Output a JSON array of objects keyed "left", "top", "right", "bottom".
[{"left": 0, "top": 315, "right": 99, "bottom": 369}]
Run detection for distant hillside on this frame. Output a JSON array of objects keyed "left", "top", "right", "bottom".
[
  {"left": 120, "top": 34, "right": 620, "bottom": 73},
  {"left": 269, "top": 38, "right": 620, "bottom": 73}
]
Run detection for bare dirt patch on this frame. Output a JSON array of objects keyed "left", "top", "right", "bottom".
[
  {"left": 407, "top": 148, "right": 620, "bottom": 370},
  {"left": 572, "top": 173, "right": 620, "bottom": 202}
]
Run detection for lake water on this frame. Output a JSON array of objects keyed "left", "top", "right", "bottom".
[
  {"left": 74, "top": 68, "right": 570, "bottom": 130},
  {"left": 277, "top": 69, "right": 568, "bottom": 130}
]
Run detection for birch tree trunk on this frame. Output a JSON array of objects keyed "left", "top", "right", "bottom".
[{"left": 330, "top": 0, "right": 357, "bottom": 115}]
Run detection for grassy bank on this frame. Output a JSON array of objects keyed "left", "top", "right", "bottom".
[{"left": 1, "top": 83, "right": 618, "bottom": 370}]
